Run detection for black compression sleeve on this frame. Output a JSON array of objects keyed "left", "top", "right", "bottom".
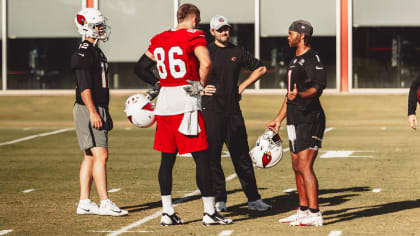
[
  {"left": 134, "top": 54, "right": 159, "bottom": 86},
  {"left": 75, "top": 69, "right": 92, "bottom": 92},
  {"left": 408, "top": 78, "right": 420, "bottom": 115}
]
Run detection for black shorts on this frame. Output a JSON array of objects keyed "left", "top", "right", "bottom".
[{"left": 287, "top": 112, "right": 325, "bottom": 154}]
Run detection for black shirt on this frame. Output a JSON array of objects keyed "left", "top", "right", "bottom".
[
  {"left": 202, "top": 42, "right": 263, "bottom": 113},
  {"left": 71, "top": 40, "right": 109, "bottom": 107},
  {"left": 408, "top": 78, "right": 420, "bottom": 115},
  {"left": 286, "top": 49, "right": 326, "bottom": 124}
]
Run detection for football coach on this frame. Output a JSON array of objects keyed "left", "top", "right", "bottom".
[{"left": 201, "top": 15, "right": 271, "bottom": 212}]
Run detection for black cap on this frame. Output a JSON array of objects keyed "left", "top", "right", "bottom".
[{"left": 288, "top": 20, "right": 313, "bottom": 37}]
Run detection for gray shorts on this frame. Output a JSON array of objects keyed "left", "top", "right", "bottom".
[{"left": 73, "top": 103, "right": 111, "bottom": 150}]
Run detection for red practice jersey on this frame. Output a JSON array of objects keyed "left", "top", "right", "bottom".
[{"left": 148, "top": 29, "right": 207, "bottom": 87}]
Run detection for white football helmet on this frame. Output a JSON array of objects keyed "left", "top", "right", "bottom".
[
  {"left": 124, "top": 94, "right": 156, "bottom": 128},
  {"left": 249, "top": 127, "right": 283, "bottom": 168},
  {"left": 75, "top": 8, "right": 110, "bottom": 41}
]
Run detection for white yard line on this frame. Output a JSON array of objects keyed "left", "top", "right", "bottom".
[
  {"left": 219, "top": 230, "right": 234, "bottom": 236},
  {"left": 108, "top": 127, "right": 335, "bottom": 235},
  {"left": 0, "top": 230, "right": 13, "bottom": 235},
  {"left": 0, "top": 128, "right": 74, "bottom": 147},
  {"left": 328, "top": 230, "right": 342, "bottom": 236},
  {"left": 108, "top": 188, "right": 121, "bottom": 193},
  {"left": 22, "top": 189, "right": 35, "bottom": 193}
]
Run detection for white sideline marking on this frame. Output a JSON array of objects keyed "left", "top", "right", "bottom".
[
  {"left": 372, "top": 188, "right": 382, "bottom": 193},
  {"left": 328, "top": 230, "right": 342, "bottom": 236},
  {"left": 108, "top": 188, "right": 120, "bottom": 193},
  {"left": 109, "top": 127, "right": 335, "bottom": 235},
  {"left": 22, "top": 188, "right": 35, "bottom": 193},
  {"left": 0, "top": 230, "right": 13, "bottom": 235},
  {"left": 0, "top": 128, "right": 74, "bottom": 146},
  {"left": 283, "top": 188, "right": 296, "bottom": 193},
  {"left": 219, "top": 230, "right": 234, "bottom": 236}
]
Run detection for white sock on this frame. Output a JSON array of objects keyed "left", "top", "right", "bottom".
[
  {"left": 202, "top": 196, "right": 215, "bottom": 215},
  {"left": 100, "top": 199, "right": 110, "bottom": 206},
  {"left": 79, "top": 199, "right": 91, "bottom": 205},
  {"left": 161, "top": 195, "right": 174, "bottom": 215}
]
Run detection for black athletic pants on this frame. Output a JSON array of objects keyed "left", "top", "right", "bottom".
[
  {"left": 158, "top": 150, "right": 214, "bottom": 197},
  {"left": 203, "top": 110, "right": 261, "bottom": 202}
]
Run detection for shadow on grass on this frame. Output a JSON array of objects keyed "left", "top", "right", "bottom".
[
  {"left": 122, "top": 188, "right": 244, "bottom": 213},
  {"left": 223, "top": 186, "right": 372, "bottom": 223},
  {"left": 122, "top": 185, "right": 402, "bottom": 226},
  {"left": 323, "top": 199, "right": 420, "bottom": 225}
]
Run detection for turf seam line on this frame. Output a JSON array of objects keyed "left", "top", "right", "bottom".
[{"left": 0, "top": 128, "right": 74, "bottom": 146}]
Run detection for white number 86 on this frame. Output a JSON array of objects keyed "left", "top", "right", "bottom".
[{"left": 154, "top": 46, "right": 187, "bottom": 79}]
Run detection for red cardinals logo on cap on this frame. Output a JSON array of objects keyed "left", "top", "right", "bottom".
[
  {"left": 77, "top": 14, "right": 87, "bottom": 26},
  {"left": 262, "top": 152, "right": 272, "bottom": 168},
  {"left": 219, "top": 18, "right": 225, "bottom": 23}
]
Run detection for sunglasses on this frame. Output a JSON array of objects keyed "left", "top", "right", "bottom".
[{"left": 216, "top": 26, "right": 231, "bottom": 33}]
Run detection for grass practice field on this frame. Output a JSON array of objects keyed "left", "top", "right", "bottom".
[{"left": 1, "top": 94, "right": 419, "bottom": 236}]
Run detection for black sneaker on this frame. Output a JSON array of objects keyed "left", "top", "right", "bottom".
[
  {"left": 161, "top": 212, "right": 185, "bottom": 226},
  {"left": 202, "top": 212, "right": 233, "bottom": 226}
]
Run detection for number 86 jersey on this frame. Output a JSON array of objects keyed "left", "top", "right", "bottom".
[{"left": 148, "top": 29, "right": 207, "bottom": 87}]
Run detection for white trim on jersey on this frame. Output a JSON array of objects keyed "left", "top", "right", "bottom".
[{"left": 288, "top": 70, "right": 292, "bottom": 93}]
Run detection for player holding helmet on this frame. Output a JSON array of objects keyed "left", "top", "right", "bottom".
[
  {"left": 135, "top": 3, "right": 232, "bottom": 226},
  {"left": 72, "top": 8, "right": 127, "bottom": 216},
  {"left": 266, "top": 20, "right": 326, "bottom": 226}
]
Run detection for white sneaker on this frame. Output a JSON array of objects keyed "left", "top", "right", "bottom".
[
  {"left": 248, "top": 199, "right": 272, "bottom": 212},
  {"left": 99, "top": 199, "right": 128, "bottom": 216},
  {"left": 77, "top": 200, "right": 100, "bottom": 215},
  {"left": 215, "top": 201, "right": 227, "bottom": 212},
  {"left": 161, "top": 212, "right": 184, "bottom": 226},
  {"left": 203, "top": 212, "right": 233, "bottom": 226},
  {"left": 279, "top": 209, "right": 309, "bottom": 223},
  {"left": 290, "top": 211, "right": 323, "bottom": 226}
]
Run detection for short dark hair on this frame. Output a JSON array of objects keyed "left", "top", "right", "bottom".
[{"left": 177, "top": 3, "right": 200, "bottom": 23}]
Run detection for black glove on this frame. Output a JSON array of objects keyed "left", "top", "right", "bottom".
[{"left": 146, "top": 82, "right": 161, "bottom": 100}]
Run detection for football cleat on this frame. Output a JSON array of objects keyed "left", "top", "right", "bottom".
[
  {"left": 99, "top": 199, "right": 128, "bottom": 216},
  {"left": 161, "top": 212, "right": 185, "bottom": 226},
  {"left": 290, "top": 211, "right": 323, "bottom": 227},
  {"left": 279, "top": 209, "right": 309, "bottom": 223},
  {"left": 203, "top": 212, "right": 233, "bottom": 226},
  {"left": 215, "top": 201, "right": 227, "bottom": 212},
  {"left": 77, "top": 200, "right": 100, "bottom": 215},
  {"left": 248, "top": 199, "right": 272, "bottom": 212}
]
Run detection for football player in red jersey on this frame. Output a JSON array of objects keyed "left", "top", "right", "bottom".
[
  {"left": 135, "top": 3, "right": 232, "bottom": 226},
  {"left": 408, "top": 78, "right": 420, "bottom": 130}
]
